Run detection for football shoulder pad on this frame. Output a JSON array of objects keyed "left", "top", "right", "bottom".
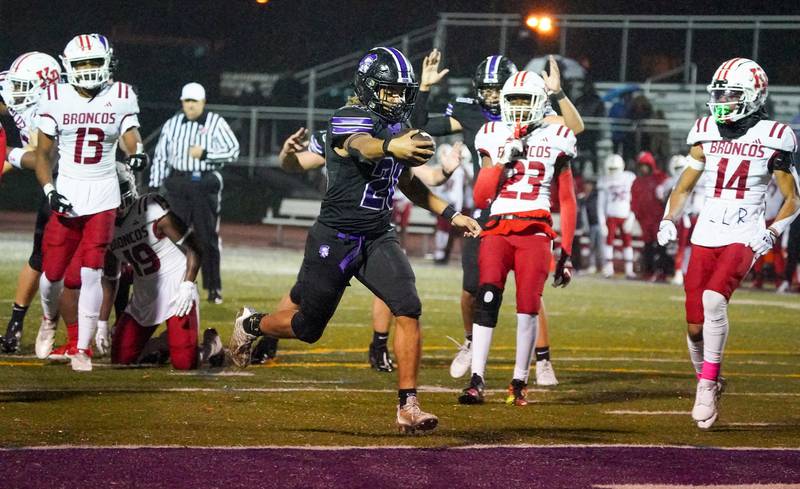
[
  {"left": 687, "top": 116, "right": 722, "bottom": 145},
  {"left": 474, "top": 121, "right": 511, "bottom": 161},
  {"left": 329, "top": 105, "right": 378, "bottom": 146},
  {"left": 753, "top": 120, "right": 798, "bottom": 153},
  {"left": 542, "top": 123, "right": 577, "bottom": 158}
]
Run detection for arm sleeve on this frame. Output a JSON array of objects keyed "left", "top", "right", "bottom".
[
  {"left": 472, "top": 164, "right": 503, "bottom": 209},
  {"left": 557, "top": 164, "right": 577, "bottom": 252},
  {"left": 409, "top": 90, "right": 430, "bottom": 129},
  {"left": 206, "top": 116, "right": 240, "bottom": 164},
  {"left": 149, "top": 124, "right": 171, "bottom": 188}
]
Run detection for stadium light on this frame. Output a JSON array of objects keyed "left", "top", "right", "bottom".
[
  {"left": 525, "top": 15, "right": 555, "bottom": 35},
  {"left": 256, "top": 0, "right": 269, "bottom": 4}
]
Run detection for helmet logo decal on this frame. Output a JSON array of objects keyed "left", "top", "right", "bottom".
[
  {"left": 358, "top": 53, "right": 377, "bottom": 74},
  {"left": 485, "top": 55, "right": 499, "bottom": 82}
]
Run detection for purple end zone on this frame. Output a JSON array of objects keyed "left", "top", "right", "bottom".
[{"left": 1, "top": 446, "right": 799, "bottom": 488}]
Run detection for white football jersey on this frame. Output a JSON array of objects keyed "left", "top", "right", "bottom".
[
  {"left": 8, "top": 104, "right": 39, "bottom": 147},
  {"left": 37, "top": 81, "right": 139, "bottom": 215},
  {"left": 597, "top": 171, "right": 636, "bottom": 219},
  {"left": 475, "top": 121, "right": 577, "bottom": 217},
  {"left": 109, "top": 194, "right": 190, "bottom": 325},
  {"left": 687, "top": 116, "right": 797, "bottom": 246}
]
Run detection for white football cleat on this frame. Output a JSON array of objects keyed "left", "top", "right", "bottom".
[
  {"left": 229, "top": 307, "right": 259, "bottom": 368},
  {"left": 70, "top": 349, "right": 93, "bottom": 372},
  {"left": 535, "top": 359, "right": 559, "bottom": 386},
  {"left": 35, "top": 317, "right": 58, "bottom": 359},
  {"left": 692, "top": 378, "right": 721, "bottom": 429},
  {"left": 396, "top": 395, "right": 438, "bottom": 434},
  {"left": 447, "top": 336, "right": 472, "bottom": 378},
  {"left": 776, "top": 280, "right": 790, "bottom": 294},
  {"left": 602, "top": 262, "right": 614, "bottom": 278}
]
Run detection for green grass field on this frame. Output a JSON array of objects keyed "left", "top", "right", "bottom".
[{"left": 1, "top": 232, "right": 798, "bottom": 449}]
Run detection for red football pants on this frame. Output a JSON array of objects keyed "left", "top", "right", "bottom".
[{"left": 111, "top": 305, "right": 199, "bottom": 370}]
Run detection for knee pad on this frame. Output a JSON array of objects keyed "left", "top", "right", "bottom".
[
  {"left": 702, "top": 290, "right": 727, "bottom": 323},
  {"left": 28, "top": 251, "right": 43, "bottom": 273},
  {"left": 391, "top": 294, "right": 422, "bottom": 319},
  {"left": 289, "top": 281, "right": 303, "bottom": 305},
  {"left": 473, "top": 284, "right": 503, "bottom": 328},
  {"left": 290, "top": 312, "right": 326, "bottom": 344}
]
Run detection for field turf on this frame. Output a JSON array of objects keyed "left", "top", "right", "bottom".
[{"left": 1, "top": 230, "right": 799, "bottom": 487}]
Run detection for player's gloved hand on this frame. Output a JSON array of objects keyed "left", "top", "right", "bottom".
[
  {"left": 552, "top": 248, "right": 573, "bottom": 288},
  {"left": 499, "top": 139, "right": 524, "bottom": 164},
  {"left": 657, "top": 219, "right": 678, "bottom": 246},
  {"left": 126, "top": 142, "right": 149, "bottom": 171},
  {"left": 44, "top": 183, "right": 73, "bottom": 215},
  {"left": 174, "top": 281, "right": 197, "bottom": 317},
  {"left": 749, "top": 227, "right": 777, "bottom": 257},
  {"left": 95, "top": 320, "right": 110, "bottom": 356}
]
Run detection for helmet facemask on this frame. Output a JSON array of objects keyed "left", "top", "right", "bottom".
[
  {"left": 63, "top": 56, "right": 111, "bottom": 90},
  {"left": 364, "top": 79, "right": 418, "bottom": 123},
  {"left": 707, "top": 84, "right": 752, "bottom": 123},
  {"left": 476, "top": 85, "right": 502, "bottom": 115},
  {"left": 500, "top": 91, "right": 546, "bottom": 131}
]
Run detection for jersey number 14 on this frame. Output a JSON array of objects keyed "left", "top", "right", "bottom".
[{"left": 713, "top": 158, "right": 750, "bottom": 199}]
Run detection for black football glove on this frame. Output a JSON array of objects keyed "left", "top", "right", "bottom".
[
  {"left": 47, "top": 188, "right": 73, "bottom": 215},
  {"left": 552, "top": 247, "right": 573, "bottom": 288},
  {"left": 126, "top": 152, "right": 149, "bottom": 171}
]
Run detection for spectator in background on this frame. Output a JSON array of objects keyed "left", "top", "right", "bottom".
[
  {"left": 625, "top": 94, "right": 653, "bottom": 163},
  {"left": 573, "top": 79, "right": 605, "bottom": 176},
  {"left": 149, "top": 82, "right": 240, "bottom": 304},
  {"left": 648, "top": 109, "right": 672, "bottom": 166},
  {"left": 576, "top": 177, "right": 602, "bottom": 274},
  {"left": 631, "top": 151, "right": 668, "bottom": 281},
  {"left": 609, "top": 92, "right": 633, "bottom": 155}
]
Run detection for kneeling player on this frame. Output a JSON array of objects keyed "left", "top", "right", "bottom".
[
  {"left": 460, "top": 71, "right": 577, "bottom": 406},
  {"left": 102, "top": 165, "right": 221, "bottom": 370},
  {"left": 659, "top": 58, "right": 800, "bottom": 428}
]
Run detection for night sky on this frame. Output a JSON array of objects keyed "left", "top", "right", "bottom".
[{"left": 2, "top": 0, "right": 799, "bottom": 103}]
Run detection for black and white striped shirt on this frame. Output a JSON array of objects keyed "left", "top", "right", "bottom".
[{"left": 149, "top": 110, "right": 240, "bottom": 187}]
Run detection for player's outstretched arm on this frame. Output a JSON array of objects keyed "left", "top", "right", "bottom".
[
  {"left": 542, "top": 55, "right": 585, "bottom": 135},
  {"left": 410, "top": 49, "right": 460, "bottom": 135},
  {"left": 411, "top": 141, "right": 464, "bottom": 186},
  {"left": 765, "top": 164, "right": 800, "bottom": 238},
  {"left": 398, "top": 172, "right": 481, "bottom": 237}
]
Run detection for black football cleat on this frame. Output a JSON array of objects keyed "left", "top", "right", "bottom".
[
  {"left": 1, "top": 319, "right": 23, "bottom": 354},
  {"left": 250, "top": 336, "right": 279, "bottom": 364},
  {"left": 369, "top": 342, "right": 394, "bottom": 372},
  {"left": 458, "top": 373, "right": 486, "bottom": 405}
]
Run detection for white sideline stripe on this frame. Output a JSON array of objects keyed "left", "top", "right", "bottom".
[
  {"left": 594, "top": 485, "right": 800, "bottom": 489},
  {"left": 169, "top": 371, "right": 254, "bottom": 377},
  {"left": 1, "top": 386, "right": 799, "bottom": 397},
  {"left": 669, "top": 295, "right": 800, "bottom": 310},
  {"left": 2, "top": 443, "right": 800, "bottom": 452},
  {"left": 606, "top": 410, "right": 689, "bottom": 415}
]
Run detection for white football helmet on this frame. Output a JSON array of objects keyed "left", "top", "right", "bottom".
[
  {"left": 669, "top": 154, "right": 687, "bottom": 176},
  {"left": 116, "top": 162, "right": 138, "bottom": 216},
  {"left": 706, "top": 58, "right": 768, "bottom": 123},
  {"left": 2, "top": 52, "right": 61, "bottom": 112},
  {"left": 60, "top": 34, "right": 114, "bottom": 90},
  {"left": 500, "top": 70, "right": 548, "bottom": 130},
  {"left": 604, "top": 154, "right": 625, "bottom": 175}
]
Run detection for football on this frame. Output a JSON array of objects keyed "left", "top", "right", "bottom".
[{"left": 395, "top": 129, "right": 436, "bottom": 166}]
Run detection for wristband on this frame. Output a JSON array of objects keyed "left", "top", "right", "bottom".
[
  {"left": 7, "top": 147, "right": 28, "bottom": 169},
  {"left": 552, "top": 90, "right": 567, "bottom": 101},
  {"left": 441, "top": 204, "right": 459, "bottom": 222},
  {"left": 382, "top": 137, "right": 394, "bottom": 157},
  {"left": 43, "top": 183, "right": 56, "bottom": 196}
]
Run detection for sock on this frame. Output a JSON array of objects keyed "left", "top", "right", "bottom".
[
  {"left": 398, "top": 388, "right": 417, "bottom": 406},
  {"left": 243, "top": 313, "right": 266, "bottom": 336},
  {"left": 686, "top": 334, "right": 704, "bottom": 377},
  {"left": 66, "top": 322, "right": 79, "bottom": 346},
  {"left": 603, "top": 245, "right": 613, "bottom": 262},
  {"left": 471, "top": 323, "right": 494, "bottom": 379},
  {"left": 39, "top": 275, "right": 63, "bottom": 321},
  {"left": 535, "top": 346, "right": 551, "bottom": 362},
  {"left": 10, "top": 303, "right": 29, "bottom": 324},
  {"left": 77, "top": 268, "right": 103, "bottom": 350},
  {"left": 372, "top": 331, "right": 389, "bottom": 348},
  {"left": 623, "top": 247, "right": 634, "bottom": 275},
  {"left": 513, "top": 313, "right": 538, "bottom": 382},
  {"left": 434, "top": 230, "right": 449, "bottom": 259},
  {"left": 701, "top": 290, "right": 729, "bottom": 382}
]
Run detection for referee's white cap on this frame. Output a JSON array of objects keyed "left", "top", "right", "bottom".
[{"left": 180, "top": 82, "right": 206, "bottom": 101}]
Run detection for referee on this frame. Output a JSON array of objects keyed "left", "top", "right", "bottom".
[{"left": 149, "top": 82, "right": 240, "bottom": 304}]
